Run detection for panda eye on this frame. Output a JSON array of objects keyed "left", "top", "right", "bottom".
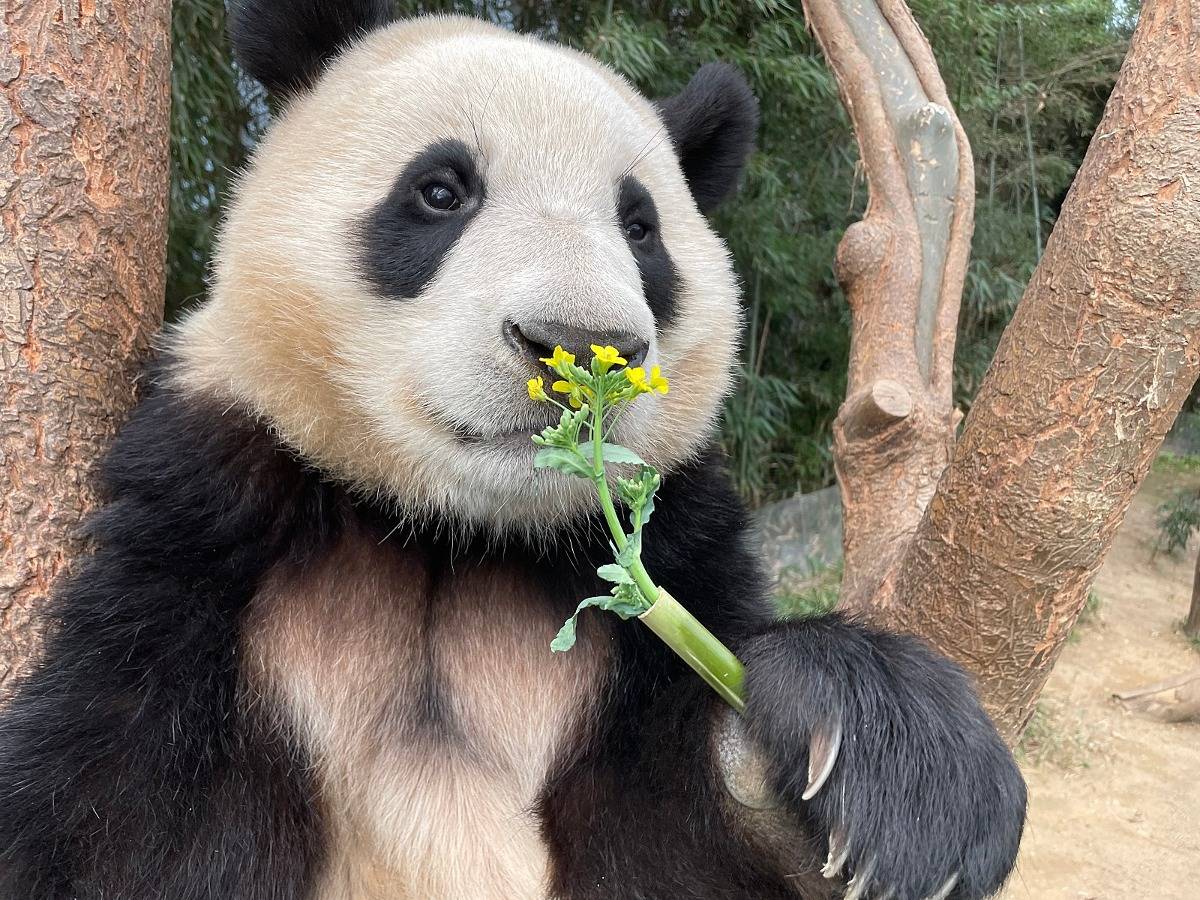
[
  {"left": 625, "top": 221, "right": 649, "bottom": 242},
  {"left": 421, "top": 182, "right": 461, "bottom": 212}
]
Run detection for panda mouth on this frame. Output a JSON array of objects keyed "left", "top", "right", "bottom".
[
  {"left": 439, "top": 415, "right": 557, "bottom": 449},
  {"left": 458, "top": 427, "right": 542, "bottom": 447},
  {"left": 419, "top": 397, "right": 571, "bottom": 451}
]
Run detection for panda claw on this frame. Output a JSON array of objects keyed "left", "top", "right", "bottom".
[
  {"left": 923, "top": 872, "right": 959, "bottom": 900},
  {"left": 821, "top": 826, "right": 849, "bottom": 879},
  {"left": 801, "top": 718, "right": 842, "bottom": 800},
  {"left": 842, "top": 857, "right": 876, "bottom": 900}
]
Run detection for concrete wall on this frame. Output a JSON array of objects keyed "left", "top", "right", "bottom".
[{"left": 753, "top": 485, "right": 843, "bottom": 596}]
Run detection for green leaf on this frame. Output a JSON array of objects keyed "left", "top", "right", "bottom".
[
  {"left": 534, "top": 448, "right": 594, "bottom": 479},
  {"left": 635, "top": 466, "right": 661, "bottom": 529},
  {"left": 597, "top": 563, "right": 634, "bottom": 585},
  {"left": 550, "top": 592, "right": 643, "bottom": 652},
  {"left": 601, "top": 594, "right": 647, "bottom": 620},
  {"left": 620, "top": 466, "right": 661, "bottom": 531},
  {"left": 616, "top": 532, "right": 642, "bottom": 568},
  {"left": 550, "top": 616, "right": 580, "bottom": 652},
  {"left": 601, "top": 443, "right": 646, "bottom": 466},
  {"left": 637, "top": 488, "right": 657, "bottom": 529},
  {"left": 608, "top": 580, "right": 652, "bottom": 614}
]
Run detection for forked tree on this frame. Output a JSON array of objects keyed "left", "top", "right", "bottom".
[
  {"left": 808, "top": 0, "right": 1200, "bottom": 738},
  {"left": 0, "top": 0, "right": 1197, "bottom": 745}
]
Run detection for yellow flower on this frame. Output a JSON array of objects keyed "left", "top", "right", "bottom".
[
  {"left": 624, "top": 367, "right": 652, "bottom": 395},
  {"left": 648, "top": 365, "right": 669, "bottom": 395},
  {"left": 553, "top": 379, "right": 587, "bottom": 409},
  {"left": 527, "top": 376, "right": 549, "bottom": 402},
  {"left": 539, "top": 345, "right": 576, "bottom": 371},
  {"left": 590, "top": 344, "right": 627, "bottom": 373}
]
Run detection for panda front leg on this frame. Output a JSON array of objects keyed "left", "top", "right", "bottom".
[{"left": 728, "top": 613, "right": 1027, "bottom": 900}]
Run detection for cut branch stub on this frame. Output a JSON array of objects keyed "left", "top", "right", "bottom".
[
  {"left": 803, "top": 0, "right": 975, "bottom": 609},
  {"left": 840, "top": 379, "right": 914, "bottom": 441}
]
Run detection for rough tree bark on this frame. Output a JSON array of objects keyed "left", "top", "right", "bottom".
[
  {"left": 810, "top": 0, "right": 1200, "bottom": 739},
  {"left": 0, "top": 1, "right": 170, "bottom": 690}
]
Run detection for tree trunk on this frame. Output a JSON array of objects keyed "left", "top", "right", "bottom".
[
  {"left": 1187, "top": 548, "right": 1200, "bottom": 639},
  {"left": 0, "top": 1, "right": 170, "bottom": 690},
  {"left": 873, "top": 0, "right": 1200, "bottom": 739}
]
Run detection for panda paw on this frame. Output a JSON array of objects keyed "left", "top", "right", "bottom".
[{"left": 737, "top": 614, "right": 1026, "bottom": 900}]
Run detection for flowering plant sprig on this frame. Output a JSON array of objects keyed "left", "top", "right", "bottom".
[{"left": 529, "top": 345, "right": 746, "bottom": 712}]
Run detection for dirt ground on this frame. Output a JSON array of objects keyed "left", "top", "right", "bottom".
[{"left": 1000, "top": 468, "right": 1200, "bottom": 900}]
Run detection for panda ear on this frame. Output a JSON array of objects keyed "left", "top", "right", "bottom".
[
  {"left": 657, "top": 63, "right": 759, "bottom": 214},
  {"left": 229, "top": 0, "right": 394, "bottom": 98}
]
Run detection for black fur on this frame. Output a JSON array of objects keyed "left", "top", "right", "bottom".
[
  {"left": 358, "top": 138, "right": 486, "bottom": 300},
  {"left": 658, "top": 63, "right": 759, "bottom": 213},
  {"left": 619, "top": 176, "right": 679, "bottom": 326},
  {"left": 0, "top": 384, "right": 1025, "bottom": 898},
  {"left": 0, "top": 387, "right": 332, "bottom": 899},
  {"left": 229, "top": 0, "right": 393, "bottom": 96},
  {"left": 741, "top": 618, "right": 1028, "bottom": 899}
]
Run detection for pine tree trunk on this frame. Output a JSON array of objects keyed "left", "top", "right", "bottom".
[{"left": 0, "top": 1, "right": 170, "bottom": 690}]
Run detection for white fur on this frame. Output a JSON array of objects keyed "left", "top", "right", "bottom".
[
  {"left": 171, "top": 15, "right": 743, "bottom": 531},
  {"left": 243, "top": 533, "right": 608, "bottom": 900}
]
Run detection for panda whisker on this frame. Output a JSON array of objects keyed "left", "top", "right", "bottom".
[
  {"left": 622, "top": 124, "right": 669, "bottom": 180},
  {"left": 466, "top": 79, "right": 501, "bottom": 160}
]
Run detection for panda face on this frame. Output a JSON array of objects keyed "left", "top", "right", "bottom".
[{"left": 174, "top": 16, "right": 756, "bottom": 531}]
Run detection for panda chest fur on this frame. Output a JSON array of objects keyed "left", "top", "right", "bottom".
[{"left": 243, "top": 529, "right": 608, "bottom": 900}]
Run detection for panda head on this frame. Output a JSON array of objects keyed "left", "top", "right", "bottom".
[{"left": 174, "top": 2, "right": 758, "bottom": 531}]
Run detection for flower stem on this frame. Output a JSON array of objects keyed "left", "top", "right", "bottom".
[
  {"left": 629, "top": 559, "right": 659, "bottom": 609},
  {"left": 639, "top": 589, "right": 747, "bottom": 714},
  {"left": 591, "top": 392, "right": 630, "bottom": 551},
  {"left": 588, "top": 384, "right": 747, "bottom": 712}
]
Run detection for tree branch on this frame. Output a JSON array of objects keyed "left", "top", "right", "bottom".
[
  {"left": 801, "top": 0, "right": 974, "bottom": 609},
  {"left": 1114, "top": 669, "right": 1200, "bottom": 724}
]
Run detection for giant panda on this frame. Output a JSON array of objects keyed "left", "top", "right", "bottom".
[{"left": 0, "top": 3, "right": 1026, "bottom": 899}]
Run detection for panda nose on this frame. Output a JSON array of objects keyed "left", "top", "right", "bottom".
[{"left": 504, "top": 319, "right": 650, "bottom": 372}]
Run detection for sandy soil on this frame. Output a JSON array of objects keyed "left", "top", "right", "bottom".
[{"left": 1000, "top": 468, "right": 1200, "bottom": 900}]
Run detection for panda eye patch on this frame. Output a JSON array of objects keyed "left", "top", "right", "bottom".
[
  {"left": 421, "top": 182, "right": 462, "bottom": 212},
  {"left": 618, "top": 175, "right": 678, "bottom": 326},
  {"left": 358, "top": 139, "right": 485, "bottom": 300}
]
